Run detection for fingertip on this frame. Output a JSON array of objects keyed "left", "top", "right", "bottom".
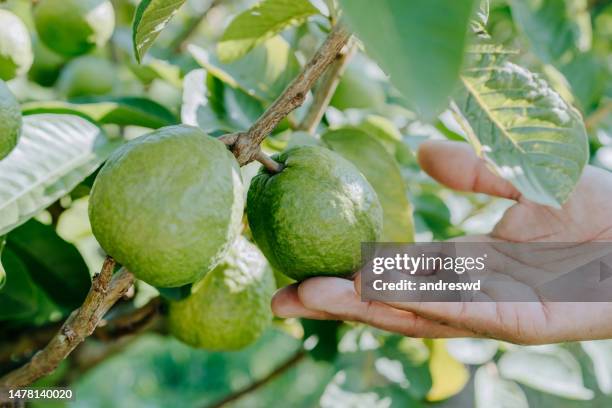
[
  {"left": 297, "top": 277, "right": 355, "bottom": 311},
  {"left": 271, "top": 284, "right": 301, "bottom": 318}
]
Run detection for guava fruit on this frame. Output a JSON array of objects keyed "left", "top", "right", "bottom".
[
  {"left": 247, "top": 145, "right": 383, "bottom": 281},
  {"left": 168, "top": 236, "right": 275, "bottom": 351},
  {"left": 28, "top": 38, "right": 65, "bottom": 87},
  {"left": 0, "top": 10, "right": 33, "bottom": 81},
  {"left": 33, "top": 0, "right": 115, "bottom": 57},
  {"left": 58, "top": 56, "right": 116, "bottom": 98},
  {"left": 89, "top": 125, "right": 245, "bottom": 288},
  {"left": 330, "top": 65, "right": 385, "bottom": 111},
  {"left": 0, "top": 80, "right": 22, "bottom": 160}
]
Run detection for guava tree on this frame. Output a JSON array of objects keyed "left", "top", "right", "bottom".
[{"left": 0, "top": 0, "right": 610, "bottom": 406}]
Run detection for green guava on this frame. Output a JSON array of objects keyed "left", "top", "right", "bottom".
[
  {"left": 0, "top": 10, "right": 33, "bottom": 81},
  {"left": 330, "top": 65, "right": 386, "bottom": 111},
  {"left": 168, "top": 236, "right": 275, "bottom": 351},
  {"left": 0, "top": 80, "right": 22, "bottom": 160},
  {"left": 247, "top": 145, "right": 383, "bottom": 281},
  {"left": 57, "top": 56, "right": 116, "bottom": 98},
  {"left": 33, "top": 0, "right": 115, "bottom": 57},
  {"left": 28, "top": 38, "right": 65, "bottom": 87},
  {"left": 88, "top": 125, "right": 245, "bottom": 288}
]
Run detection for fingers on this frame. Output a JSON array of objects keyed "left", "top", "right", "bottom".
[
  {"left": 273, "top": 277, "right": 475, "bottom": 338},
  {"left": 418, "top": 140, "right": 521, "bottom": 200},
  {"left": 272, "top": 284, "right": 337, "bottom": 320}
]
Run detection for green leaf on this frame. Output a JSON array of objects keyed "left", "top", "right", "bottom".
[
  {"left": 0, "top": 114, "right": 121, "bottom": 236},
  {"left": 219, "top": 0, "right": 319, "bottom": 63},
  {"left": 338, "top": 0, "right": 477, "bottom": 119},
  {"left": 0, "top": 236, "right": 6, "bottom": 290},
  {"left": 301, "top": 319, "right": 341, "bottom": 362},
  {"left": 0, "top": 248, "right": 39, "bottom": 320},
  {"left": 6, "top": 219, "right": 91, "bottom": 310},
  {"left": 581, "top": 340, "right": 612, "bottom": 395},
  {"left": 455, "top": 46, "right": 589, "bottom": 207},
  {"left": 181, "top": 69, "right": 265, "bottom": 133},
  {"left": 412, "top": 193, "right": 464, "bottom": 240},
  {"left": 446, "top": 338, "right": 498, "bottom": 365},
  {"left": 509, "top": 0, "right": 592, "bottom": 63},
  {"left": 22, "top": 97, "right": 179, "bottom": 129},
  {"left": 498, "top": 347, "right": 594, "bottom": 400},
  {"left": 189, "top": 36, "right": 300, "bottom": 103},
  {"left": 132, "top": 0, "right": 188, "bottom": 63},
  {"left": 322, "top": 128, "right": 414, "bottom": 242},
  {"left": 475, "top": 364, "right": 528, "bottom": 408}
]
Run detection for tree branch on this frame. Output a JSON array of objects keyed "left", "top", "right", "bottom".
[
  {"left": 298, "top": 40, "right": 356, "bottom": 134},
  {"left": 205, "top": 350, "right": 306, "bottom": 408},
  {"left": 0, "top": 258, "right": 135, "bottom": 388},
  {"left": 220, "top": 24, "right": 352, "bottom": 165}
]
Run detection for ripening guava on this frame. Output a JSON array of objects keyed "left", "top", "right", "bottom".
[
  {"left": 0, "top": 10, "right": 33, "bottom": 81},
  {"left": 88, "top": 125, "right": 245, "bottom": 288},
  {"left": 168, "top": 236, "right": 275, "bottom": 351},
  {"left": 58, "top": 56, "right": 116, "bottom": 98},
  {"left": 28, "top": 38, "right": 65, "bottom": 87},
  {"left": 247, "top": 146, "right": 383, "bottom": 281},
  {"left": 33, "top": 0, "right": 115, "bottom": 57},
  {"left": 330, "top": 65, "right": 385, "bottom": 111},
  {"left": 0, "top": 80, "right": 22, "bottom": 160}
]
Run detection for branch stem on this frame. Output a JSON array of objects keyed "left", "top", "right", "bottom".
[
  {"left": 0, "top": 259, "right": 135, "bottom": 389},
  {"left": 205, "top": 350, "right": 306, "bottom": 408},
  {"left": 221, "top": 24, "right": 351, "bottom": 165}
]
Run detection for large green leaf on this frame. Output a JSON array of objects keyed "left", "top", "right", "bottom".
[
  {"left": 181, "top": 69, "right": 265, "bottom": 133},
  {"left": 22, "top": 97, "right": 178, "bottom": 129},
  {"left": 132, "top": 0, "right": 188, "bottom": 63},
  {"left": 322, "top": 128, "right": 414, "bottom": 242},
  {"left": 0, "top": 236, "right": 5, "bottom": 290},
  {"left": 0, "top": 114, "right": 121, "bottom": 236},
  {"left": 6, "top": 219, "right": 91, "bottom": 310},
  {"left": 0, "top": 248, "right": 40, "bottom": 320},
  {"left": 498, "top": 347, "right": 594, "bottom": 400},
  {"left": 581, "top": 340, "right": 612, "bottom": 395},
  {"left": 189, "top": 36, "right": 300, "bottom": 103},
  {"left": 455, "top": 46, "right": 588, "bottom": 207},
  {"left": 338, "top": 0, "right": 477, "bottom": 118},
  {"left": 509, "top": 0, "right": 591, "bottom": 63},
  {"left": 218, "top": 0, "right": 319, "bottom": 63}
]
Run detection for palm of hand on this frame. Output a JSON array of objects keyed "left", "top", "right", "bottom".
[{"left": 272, "top": 141, "right": 612, "bottom": 344}]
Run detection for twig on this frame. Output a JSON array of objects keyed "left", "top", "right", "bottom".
[
  {"left": 220, "top": 24, "right": 351, "bottom": 165},
  {"left": 94, "top": 297, "right": 162, "bottom": 341},
  {"left": 205, "top": 350, "right": 306, "bottom": 408},
  {"left": 298, "top": 40, "right": 356, "bottom": 134},
  {"left": 0, "top": 258, "right": 135, "bottom": 389},
  {"left": 585, "top": 100, "right": 612, "bottom": 130},
  {"left": 255, "top": 151, "right": 284, "bottom": 174}
]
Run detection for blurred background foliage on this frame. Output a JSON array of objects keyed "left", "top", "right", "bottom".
[{"left": 0, "top": 0, "right": 611, "bottom": 406}]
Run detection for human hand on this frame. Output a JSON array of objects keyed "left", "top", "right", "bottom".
[{"left": 271, "top": 140, "right": 612, "bottom": 344}]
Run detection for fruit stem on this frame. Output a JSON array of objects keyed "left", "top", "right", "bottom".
[{"left": 255, "top": 151, "right": 284, "bottom": 174}]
